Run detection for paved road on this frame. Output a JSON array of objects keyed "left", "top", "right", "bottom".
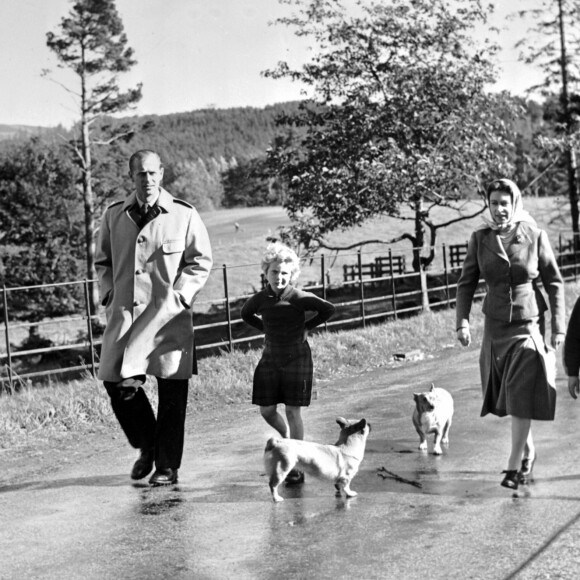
[{"left": 2, "top": 346, "right": 580, "bottom": 579}]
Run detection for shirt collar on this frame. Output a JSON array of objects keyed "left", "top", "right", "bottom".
[
  {"left": 123, "top": 187, "right": 172, "bottom": 212},
  {"left": 266, "top": 284, "right": 294, "bottom": 300}
]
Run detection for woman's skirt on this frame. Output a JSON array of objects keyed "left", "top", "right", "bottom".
[{"left": 480, "top": 315, "right": 556, "bottom": 420}]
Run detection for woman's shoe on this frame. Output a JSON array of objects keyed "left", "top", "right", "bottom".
[
  {"left": 500, "top": 470, "right": 519, "bottom": 490},
  {"left": 519, "top": 455, "right": 536, "bottom": 485}
]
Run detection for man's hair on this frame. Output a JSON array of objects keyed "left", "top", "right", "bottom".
[
  {"left": 129, "top": 150, "right": 163, "bottom": 173},
  {"left": 261, "top": 242, "right": 301, "bottom": 282}
]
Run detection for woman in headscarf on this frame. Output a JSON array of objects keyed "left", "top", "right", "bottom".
[{"left": 456, "top": 178, "right": 565, "bottom": 490}]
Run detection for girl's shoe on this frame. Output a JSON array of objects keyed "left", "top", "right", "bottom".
[
  {"left": 500, "top": 470, "right": 519, "bottom": 490},
  {"left": 518, "top": 455, "right": 536, "bottom": 485}
]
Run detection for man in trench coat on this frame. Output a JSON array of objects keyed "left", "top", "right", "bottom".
[{"left": 95, "top": 149, "right": 212, "bottom": 485}]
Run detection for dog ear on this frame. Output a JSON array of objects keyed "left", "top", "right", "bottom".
[
  {"left": 336, "top": 417, "right": 348, "bottom": 428},
  {"left": 355, "top": 419, "right": 367, "bottom": 432},
  {"left": 430, "top": 383, "right": 435, "bottom": 391},
  {"left": 413, "top": 393, "right": 420, "bottom": 401}
]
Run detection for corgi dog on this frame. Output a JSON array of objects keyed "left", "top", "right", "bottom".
[
  {"left": 412, "top": 384, "right": 454, "bottom": 455},
  {"left": 263, "top": 417, "right": 371, "bottom": 502}
]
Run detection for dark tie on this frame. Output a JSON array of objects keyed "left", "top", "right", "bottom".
[{"left": 138, "top": 203, "right": 149, "bottom": 228}]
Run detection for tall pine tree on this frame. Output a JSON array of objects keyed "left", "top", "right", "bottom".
[{"left": 46, "top": 0, "right": 142, "bottom": 310}]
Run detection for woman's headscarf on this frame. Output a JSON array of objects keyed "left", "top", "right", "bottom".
[{"left": 478, "top": 178, "right": 536, "bottom": 231}]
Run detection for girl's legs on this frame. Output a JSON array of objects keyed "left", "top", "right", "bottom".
[
  {"left": 260, "top": 405, "right": 289, "bottom": 438},
  {"left": 507, "top": 416, "right": 532, "bottom": 471},
  {"left": 285, "top": 406, "right": 304, "bottom": 440}
]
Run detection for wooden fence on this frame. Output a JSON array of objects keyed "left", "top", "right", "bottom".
[{"left": 2, "top": 239, "right": 580, "bottom": 389}]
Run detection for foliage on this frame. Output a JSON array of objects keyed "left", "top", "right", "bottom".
[
  {"left": 515, "top": 0, "right": 580, "bottom": 96},
  {"left": 514, "top": 0, "right": 580, "bottom": 233},
  {"left": 265, "top": 0, "right": 519, "bottom": 270},
  {"left": 0, "top": 139, "right": 84, "bottom": 323},
  {"left": 170, "top": 158, "right": 228, "bottom": 210},
  {"left": 222, "top": 155, "right": 287, "bottom": 207}
]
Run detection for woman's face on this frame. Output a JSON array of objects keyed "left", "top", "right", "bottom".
[{"left": 489, "top": 190, "right": 513, "bottom": 227}]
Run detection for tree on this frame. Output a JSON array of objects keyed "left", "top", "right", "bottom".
[
  {"left": 515, "top": 0, "right": 580, "bottom": 234},
  {"left": 222, "top": 155, "right": 287, "bottom": 207},
  {"left": 265, "top": 0, "right": 519, "bottom": 273},
  {"left": 0, "top": 139, "right": 85, "bottom": 330},
  {"left": 45, "top": 0, "right": 142, "bottom": 310}
]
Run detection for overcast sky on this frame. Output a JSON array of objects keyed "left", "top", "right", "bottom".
[{"left": 0, "top": 0, "right": 543, "bottom": 128}]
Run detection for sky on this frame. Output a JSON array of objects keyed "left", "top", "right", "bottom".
[{"left": 0, "top": 0, "right": 545, "bottom": 128}]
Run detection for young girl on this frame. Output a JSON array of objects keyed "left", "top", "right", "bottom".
[{"left": 241, "top": 242, "right": 336, "bottom": 484}]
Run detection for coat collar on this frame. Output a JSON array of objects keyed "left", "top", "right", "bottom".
[
  {"left": 480, "top": 223, "right": 533, "bottom": 261},
  {"left": 122, "top": 187, "right": 173, "bottom": 212},
  {"left": 265, "top": 284, "right": 294, "bottom": 301}
]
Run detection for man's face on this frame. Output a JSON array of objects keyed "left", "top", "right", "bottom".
[{"left": 130, "top": 154, "right": 164, "bottom": 204}]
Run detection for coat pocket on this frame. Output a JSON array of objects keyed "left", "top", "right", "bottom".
[{"left": 163, "top": 239, "right": 185, "bottom": 254}]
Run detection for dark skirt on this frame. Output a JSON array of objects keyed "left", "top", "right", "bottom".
[
  {"left": 480, "top": 315, "right": 556, "bottom": 420},
  {"left": 252, "top": 340, "right": 313, "bottom": 407}
]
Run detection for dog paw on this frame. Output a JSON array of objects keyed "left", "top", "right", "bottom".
[
  {"left": 433, "top": 446, "right": 442, "bottom": 455},
  {"left": 345, "top": 490, "right": 358, "bottom": 498},
  {"left": 418, "top": 442, "right": 428, "bottom": 451},
  {"left": 272, "top": 495, "right": 284, "bottom": 503}
]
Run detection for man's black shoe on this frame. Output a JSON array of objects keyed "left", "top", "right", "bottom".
[
  {"left": 149, "top": 468, "right": 178, "bottom": 486},
  {"left": 130, "top": 448, "right": 155, "bottom": 480}
]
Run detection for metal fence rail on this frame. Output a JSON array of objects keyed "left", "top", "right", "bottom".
[{"left": 2, "top": 238, "right": 580, "bottom": 389}]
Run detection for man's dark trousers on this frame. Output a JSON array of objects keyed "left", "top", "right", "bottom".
[{"left": 104, "top": 378, "right": 189, "bottom": 469}]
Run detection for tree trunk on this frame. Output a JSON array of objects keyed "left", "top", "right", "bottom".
[
  {"left": 80, "top": 53, "right": 98, "bottom": 314},
  {"left": 558, "top": 0, "right": 580, "bottom": 236},
  {"left": 81, "top": 120, "right": 98, "bottom": 313},
  {"left": 413, "top": 197, "right": 430, "bottom": 311}
]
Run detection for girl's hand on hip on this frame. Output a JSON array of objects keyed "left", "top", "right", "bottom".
[
  {"left": 457, "top": 327, "right": 471, "bottom": 347},
  {"left": 568, "top": 376, "right": 580, "bottom": 399}
]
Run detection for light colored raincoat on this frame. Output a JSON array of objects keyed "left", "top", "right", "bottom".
[{"left": 95, "top": 188, "right": 212, "bottom": 382}]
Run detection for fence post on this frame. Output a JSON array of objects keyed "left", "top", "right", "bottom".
[
  {"left": 223, "top": 264, "right": 233, "bottom": 352},
  {"left": 83, "top": 279, "right": 96, "bottom": 378},
  {"left": 2, "top": 285, "right": 13, "bottom": 390},
  {"left": 321, "top": 254, "right": 328, "bottom": 331},
  {"left": 442, "top": 243, "right": 450, "bottom": 308},
  {"left": 357, "top": 250, "right": 366, "bottom": 328},
  {"left": 388, "top": 248, "right": 397, "bottom": 320}
]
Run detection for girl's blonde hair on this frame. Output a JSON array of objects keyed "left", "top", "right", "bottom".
[{"left": 261, "top": 242, "right": 301, "bottom": 282}]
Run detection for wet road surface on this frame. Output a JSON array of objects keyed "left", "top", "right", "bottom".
[{"left": 2, "top": 347, "right": 580, "bottom": 579}]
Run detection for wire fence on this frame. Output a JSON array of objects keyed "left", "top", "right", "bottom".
[{"left": 2, "top": 236, "right": 580, "bottom": 389}]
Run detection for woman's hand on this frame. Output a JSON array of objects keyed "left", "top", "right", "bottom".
[
  {"left": 568, "top": 376, "right": 580, "bottom": 399},
  {"left": 457, "top": 327, "right": 471, "bottom": 347},
  {"left": 551, "top": 332, "right": 565, "bottom": 350}
]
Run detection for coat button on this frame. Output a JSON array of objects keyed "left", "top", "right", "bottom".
[
  {"left": 137, "top": 237, "right": 145, "bottom": 244},
  {"left": 135, "top": 269, "right": 144, "bottom": 275},
  {"left": 133, "top": 300, "right": 140, "bottom": 307}
]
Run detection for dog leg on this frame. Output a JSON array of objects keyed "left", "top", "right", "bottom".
[
  {"left": 442, "top": 418, "right": 452, "bottom": 446},
  {"left": 269, "top": 474, "right": 285, "bottom": 502},
  {"left": 433, "top": 431, "right": 443, "bottom": 455},
  {"left": 338, "top": 477, "right": 358, "bottom": 498},
  {"left": 418, "top": 435, "right": 428, "bottom": 451}
]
